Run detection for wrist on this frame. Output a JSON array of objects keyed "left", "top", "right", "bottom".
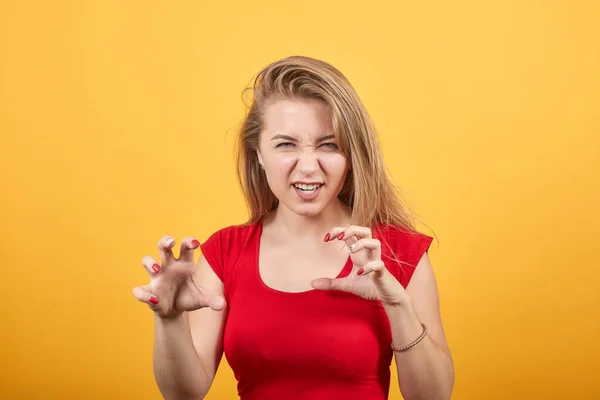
[
  {"left": 154, "top": 311, "right": 186, "bottom": 324},
  {"left": 382, "top": 296, "right": 424, "bottom": 337},
  {"left": 382, "top": 293, "right": 412, "bottom": 309}
]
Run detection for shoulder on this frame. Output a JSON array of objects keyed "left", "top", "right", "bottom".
[
  {"left": 199, "top": 221, "right": 260, "bottom": 281},
  {"left": 373, "top": 224, "right": 433, "bottom": 258},
  {"left": 373, "top": 224, "right": 434, "bottom": 288},
  {"left": 200, "top": 221, "right": 260, "bottom": 259},
  {"left": 203, "top": 222, "right": 259, "bottom": 245}
]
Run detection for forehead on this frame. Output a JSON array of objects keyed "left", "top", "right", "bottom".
[{"left": 262, "top": 98, "right": 335, "bottom": 141}]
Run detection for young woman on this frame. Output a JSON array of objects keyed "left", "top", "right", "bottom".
[{"left": 133, "top": 56, "right": 454, "bottom": 400}]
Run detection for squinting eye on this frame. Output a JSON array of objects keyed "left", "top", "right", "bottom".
[
  {"left": 275, "top": 142, "right": 294, "bottom": 148},
  {"left": 321, "top": 143, "right": 339, "bottom": 149}
]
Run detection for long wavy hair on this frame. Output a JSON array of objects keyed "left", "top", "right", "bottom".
[{"left": 235, "top": 55, "right": 417, "bottom": 232}]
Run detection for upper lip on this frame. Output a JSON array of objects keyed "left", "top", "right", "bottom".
[{"left": 292, "top": 182, "right": 323, "bottom": 185}]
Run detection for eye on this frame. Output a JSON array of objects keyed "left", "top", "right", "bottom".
[
  {"left": 275, "top": 142, "right": 294, "bottom": 148},
  {"left": 320, "top": 143, "right": 339, "bottom": 150}
]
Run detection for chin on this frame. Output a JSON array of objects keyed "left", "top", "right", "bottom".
[
  {"left": 290, "top": 204, "right": 325, "bottom": 218},
  {"left": 287, "top": 196, "right": 338, "bottom": 219},
  {"left": 274, "top": 195, "right": 325, "bottom": 218}
]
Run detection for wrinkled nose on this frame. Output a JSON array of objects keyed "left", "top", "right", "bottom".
[{"left": 296, "top": 149, "right": 319, "bottom": 176}]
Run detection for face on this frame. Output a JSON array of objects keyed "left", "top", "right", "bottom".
[{"left": 257, "top": 98, "right": 349, "bottom": 218}]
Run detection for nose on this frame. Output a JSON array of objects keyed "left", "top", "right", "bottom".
[{"left": 296, "top": 148, "right": 319, "bottom": 176}]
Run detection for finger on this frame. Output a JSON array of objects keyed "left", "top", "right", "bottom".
[
  {"left": 158, "top": 235, "right": 176, "bottom": 266},
  {"left": 349, "top": 238, "right": 381, "bottom": 259},
  {"left": 311, "top": 277, "right": 333, "bottom": 290},
  {"left": 323, "top": 226, "right": 346, "bottom": 242},
  {"left": 132, "top": 285, "right": 160, "bottom": 308},
  {"left": 338, "top": 225, "right": 372, "bottom": 242},
  {"left": 141, "top": 255, "right": 162, "bottom": 276},
  {"left": 178, "top": 287, "right": 227, "bottom": 312},
  {"left": 191, "top": 276, "right": 225, "bottom": 310},
  {"left": 206, "top": 293, "right": 226, "bottom": 311},
  {"left": 324, "top": 225, "right": 372, "bottom": 244},
  {"left": 357, "top": 260, "right": 386, "bottom": 277},
  {"left": 311, "top": 277, "right": 353, "bottom": 292},
  {"left": 179, "top": 237, "right": 201, "bottom": 263}
]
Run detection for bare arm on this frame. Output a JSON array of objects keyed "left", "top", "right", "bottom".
[
  {"left": 152, "top": 254, "right": 227, "bottom": 400},
  {"left": 385, "top": 253, "right": 454, "bottom": 400},
  {"left": 188, "top": 255, "right": 228, "bottom": 389}
]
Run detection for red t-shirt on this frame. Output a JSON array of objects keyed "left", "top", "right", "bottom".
[{"left": 200, "top": 220, "right": 433, "bottom": 400}]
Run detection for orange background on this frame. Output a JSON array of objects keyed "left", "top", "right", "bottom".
[{"left": 1, "top": 1, "right": 599, "bottom": 399}]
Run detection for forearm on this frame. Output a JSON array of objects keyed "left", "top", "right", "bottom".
[
  {"left": 153, "top": 313, "right": 211, "bottom": 400},
  {"left": 384, "top": 301, "right": 454, "bottom": 400}
]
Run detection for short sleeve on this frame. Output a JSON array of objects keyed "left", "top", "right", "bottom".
[
  {"left": 200, "top": 229, "right": 225, "bottom": 282},
  {"left": 377, "top": 227, "right": 433, "bottom": 288}
]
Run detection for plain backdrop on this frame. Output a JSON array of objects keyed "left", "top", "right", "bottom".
[{"left": 1, "top": 1, "right": 599, "bottom": 399}]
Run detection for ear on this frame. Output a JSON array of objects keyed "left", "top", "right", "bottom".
[{"left": 257, "top": 150, "right": 264, "bottom": 167}]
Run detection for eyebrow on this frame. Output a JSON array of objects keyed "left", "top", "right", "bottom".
[{"left": 271, "top": 134, "right": 336, "bottom": 143}]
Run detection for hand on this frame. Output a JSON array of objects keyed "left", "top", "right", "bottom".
[
  {"left": 311, "top": 226, "right": 409, "bottom": 307},
  {"left": 132, "top": 235, "right": 226, "bottom": 319}
]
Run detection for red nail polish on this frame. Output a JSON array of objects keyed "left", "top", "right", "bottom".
[
  {"left": 324, "top": 233, "right": 330, "bottom": 242},
  {"left": 337, "top": 232, "right": 345, "bottom": 240},
  {"left": 152, "top": 263, "right": 161, "bottom": 273},
  {"left": 191, "top": 239, "right": 200, "bottom": 248},
  {"left": 357, "top": 268, "right": 364, "bottom": 275},
  {"left": 149, "top": 296, "right": 159, "bottom": 304}
]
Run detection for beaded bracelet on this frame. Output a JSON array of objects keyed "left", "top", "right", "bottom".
[{"left": 391, "top": 323, "right": 428, "bottom": 353}]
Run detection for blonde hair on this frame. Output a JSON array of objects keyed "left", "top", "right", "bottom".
[{"left": 235, "top": 55, "right": 417, "bottom": 232}]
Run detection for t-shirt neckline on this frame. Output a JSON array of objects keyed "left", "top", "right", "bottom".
[{"left": 254, "top": 219, "right": 353, "bottom": 295}]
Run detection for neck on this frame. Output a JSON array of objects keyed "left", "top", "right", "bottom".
[{"left": 266, "top": 200, "right": 351, "bottom": 241}]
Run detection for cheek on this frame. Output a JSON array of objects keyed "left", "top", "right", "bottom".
[
  {"left": 319, "top": 154, "right": 348, "bottom": 177},
  {"left": 265, "top": 154, "right": 296, "bottom": 183},
  {"left": 262, "top": 148, "right": 295, "bottom": 168},
  {"left": 270, "top": 153, "right": 298, "bottom": 175},
  {"left": 277, "top": 154, "right": 297, "bottom": 169}
]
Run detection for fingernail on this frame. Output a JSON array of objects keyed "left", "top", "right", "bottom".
[
  {"left": 191, "top": 239, "right": 200, "bottom": 248},
  {"left": 348, "top": 244, "right": 355, "bottom": 252},
  {"left": 357, "top": 268, "right": 364, "bottom": 275},
  {"left": 152, "top": 263, "right": 161, "bottom": 273},
  {"left": 165, "top": 237, "right": 174, "bottom": 246},
  {"left": 149, "top": 296, "right": 159, "bottom": 304},
  {"left": 324, "top": 233, "right": 330, "bottom": 242},
  {"left": 337, "top": 232, "right": 345, "bottom": 240}
]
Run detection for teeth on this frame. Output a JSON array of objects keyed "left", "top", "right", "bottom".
[{"left": 294, "top": 183, "right": 321, "bottom": 192}]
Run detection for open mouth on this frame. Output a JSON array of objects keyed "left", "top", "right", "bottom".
[{"left": 293, "top": 183, "right": 323, "bottom": 194}]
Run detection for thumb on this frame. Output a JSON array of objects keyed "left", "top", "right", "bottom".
[
  {"left": 311, "top": 277, "right": 351, "bottom": 292},
  {"left": 311, "top": 278, "right": 334, "bottom": 290},
  {"left": 313, "top": 277, "right": 354, "bottom": 292},
  {"left": 178, "top": 289, "right": 226, "bottom": 312},
  {"left": 207, "top": 294, "right": 226, "bottom": 311}
]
